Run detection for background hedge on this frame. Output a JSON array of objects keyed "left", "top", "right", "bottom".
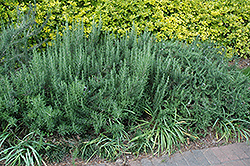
[{"left": 1, "top": 0, "right": 249, "bottom": 58}]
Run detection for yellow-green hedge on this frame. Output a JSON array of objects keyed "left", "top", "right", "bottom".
[{"left": 1, "top": 0, "right": 249, "bottom": 58}]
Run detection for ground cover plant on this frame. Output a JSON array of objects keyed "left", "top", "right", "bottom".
[
  {"left": 0, "top": 7, "right": 250, "bottom": 166},
  {"left": 241, "top": 67, "right": 250, "bottom": 78}
]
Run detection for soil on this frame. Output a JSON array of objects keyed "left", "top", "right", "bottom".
[{"left": 229, "top": 57, "right": 250, "bottom": 69}]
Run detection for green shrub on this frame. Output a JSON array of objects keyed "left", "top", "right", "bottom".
[
  {"left": 1, "top": 0, "right": 249, "bottom": 58},
  {"left": 0, "top": 4, "right": 48, "bottom": 75}
]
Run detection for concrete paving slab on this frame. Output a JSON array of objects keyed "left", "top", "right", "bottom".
[
  {"left": 84, "top": 142, "right": 250, "bottom": 166},
  {"left": 202, "top": 148, "right": 221, "bottom": 165}
]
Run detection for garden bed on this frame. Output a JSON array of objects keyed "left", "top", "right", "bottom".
[{"left": 0, "top": 7, "right": 250, "bottom": 165}]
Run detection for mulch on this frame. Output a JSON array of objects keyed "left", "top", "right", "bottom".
[{"left": 229, "top": 57, "right": 250, "bottom": 69}]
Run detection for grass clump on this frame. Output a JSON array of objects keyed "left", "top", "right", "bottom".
[
  {"left": 0, "top": 124, "right": 52, "bottom": 166},
  {"left": 0, "top": 14, "right": 249, "bottom": 165}
]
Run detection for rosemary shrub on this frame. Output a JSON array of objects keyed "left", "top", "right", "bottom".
[{"left": 0, "top": 4, "right": 49, "bottom": 75}]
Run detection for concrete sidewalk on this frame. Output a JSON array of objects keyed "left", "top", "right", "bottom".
[
  {"left": 88, "top": 142, "right": 250, "bottom": 166},
  {"left": 126, "top": 142, "right": 250, "bottom": 166}
]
